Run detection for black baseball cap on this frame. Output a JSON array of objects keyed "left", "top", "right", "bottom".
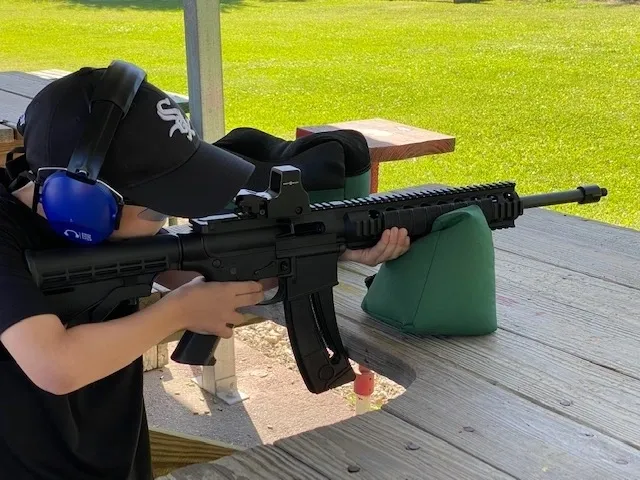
[{"left": 19, "top": 65, "right": 255, "bottom": 218}]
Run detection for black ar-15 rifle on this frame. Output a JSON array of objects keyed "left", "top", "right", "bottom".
[{"left": 24, "top": 166, "right": 608, "bottom": 394}]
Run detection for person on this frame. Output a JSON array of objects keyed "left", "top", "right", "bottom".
[{"left": 0, "top": 64, "right": 411, "bottom": 479}]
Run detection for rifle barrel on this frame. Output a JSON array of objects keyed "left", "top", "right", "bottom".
[{"left": 521, "top": 184, "right": 608, "bottom": 209}]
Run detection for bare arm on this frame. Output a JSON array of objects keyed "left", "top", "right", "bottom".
[
  {"left": 1, "top": 278, "right": 264, "bottom": 396},
  {"left": 156, "top": 270, "right": 279, "bottom": 292},
  {"left": 0, "top": 299, "right": 183, "bottom": 395},
  {"left": 155, "top": 270, "right": 200, "bottom": 290}
]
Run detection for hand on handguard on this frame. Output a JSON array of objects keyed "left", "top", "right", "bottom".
[{"left": 339, "top": 227, "right": 410, "bottom": 267}]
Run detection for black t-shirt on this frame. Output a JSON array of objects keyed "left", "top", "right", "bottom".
[{"left": 0, "top": 180, "right": 153, "bottom": 479}]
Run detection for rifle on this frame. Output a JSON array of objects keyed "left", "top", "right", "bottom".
[{"left": 24, "top": 166, "right": 608, "bottom": 394}]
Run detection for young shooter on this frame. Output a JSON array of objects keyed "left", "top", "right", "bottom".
[{"left": 0, "top": 65, "right": 410, "bottom": 479}]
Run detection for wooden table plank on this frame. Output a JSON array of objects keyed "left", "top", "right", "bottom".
[
  {"left": 222, "top": 275, "right": 640, "bottom": 479},
  {"left": 386, "top": 375, "right": 638, "bottom": 480},
  {"left": 0, "top": 70, "right": 190, "bottom": 117},
  {"left": 337, "top": 266, "right": 640, "bottom": 450},
  {"left": 493, "top": 219, "right": 640, "bottom": 290},
  {"left": 297, "top": 118, "right": 456, "bottom": 163},
  {"left": 495, "top": 248, "right": 640, "bottom": 327},
  {"left": 165, "top": 409, "right": 515, "bottom": 480},
  {"left": 327, "top": 292, "right": 640, "bottom": 479},
  {"left": 273, "top": 409, "right": 515, "bottom": 480},
  {"left": 0, "top": 71, "right": 57, "bottom": 100},
  {"left": 507, "top": 207, "right": 640, "bottom": 259},
  {"left": 0, "top": 89, "right": 30, "bottom": 126},
  {"left": 0, "top": 124, "right": 13, "bottom": 143},
  {"left": 493, "top": 254, "right": 640, "bottom": 376},
  {"left": 296, "top": 118, "right": 455, "bottom": 192},
  {"left": 157, "top": 444, "right": 328, "bottom": 480},
  {"left": 0, "top": 90, "right": 28, "bottom": 163}
]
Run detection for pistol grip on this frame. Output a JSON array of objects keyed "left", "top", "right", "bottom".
[{"left": 171, "top": 330, "right": 220, "bottom": 366}]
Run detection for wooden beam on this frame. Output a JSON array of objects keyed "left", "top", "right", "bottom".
[{"left": 149, "top": 426, "right": 243, "bottom": 478}]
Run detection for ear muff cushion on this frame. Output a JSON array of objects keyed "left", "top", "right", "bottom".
[{"left": 40, "top": 171, "right": 118, "bottom": 244}]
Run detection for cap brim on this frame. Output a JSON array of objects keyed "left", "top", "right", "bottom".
[{"left": 120, "top": 141, "right": 255, "bottom": 218}]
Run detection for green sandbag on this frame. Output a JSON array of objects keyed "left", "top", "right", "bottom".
[
  {"left": 361, "top": 205, "right": 497, "bottom": 336},
  {"left": 307, "top": 170, "right": 371, "bottom": 204}
]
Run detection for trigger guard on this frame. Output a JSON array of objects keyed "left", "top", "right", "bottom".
[{"left": 258, "top": 280, "right": 285, "bottom": 305}]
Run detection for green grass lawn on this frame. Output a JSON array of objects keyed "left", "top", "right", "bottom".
[{"left": 1, "top": 0, "right": 638, "bottom": 229}]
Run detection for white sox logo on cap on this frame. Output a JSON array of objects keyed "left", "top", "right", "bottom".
[{"left": 156, "top": 98, "right": 196, "bottom": 141}]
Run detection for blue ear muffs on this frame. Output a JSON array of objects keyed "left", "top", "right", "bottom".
[
  {"left": 40, "top": 170, "right": 119, "bottom": 245},
  {"left": 27, "top": 60, "right": 147, "bottom": 245}
]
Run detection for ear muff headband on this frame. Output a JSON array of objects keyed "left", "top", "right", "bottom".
[{"left": 35, "top": 60, "right": 147, "bottom": 245}]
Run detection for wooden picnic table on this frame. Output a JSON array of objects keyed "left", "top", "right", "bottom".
[
  {"left": 158, "top": 193, "right": 640, "bottom": 479},
  {"left": 297, "top": 118, "right": 455, "bottom": 193}
]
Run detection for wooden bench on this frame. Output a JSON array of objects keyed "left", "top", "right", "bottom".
[
  {"left": 157, "top": 185, "right": 640, "bottom": 479},
  {"left": 148, "top": 426, "right": 242, "bottom": 479},
  {"left": 296, "top": 118, "right": 455, "bottom": 193},
  {"left": 0, "top": 123, "right": 21, "bottom": 163}
]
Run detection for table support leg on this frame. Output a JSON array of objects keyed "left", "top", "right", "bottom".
[
  {"left": 369, "top": 161, "right": 380, "bottom": 193},
  {"left": 191, "top": 333, "right": 249, "bottom": 405}
]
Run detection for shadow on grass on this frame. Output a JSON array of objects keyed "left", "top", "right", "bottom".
[
  {"left": 59, "top": 0, "right": 309, "bottom": 12},
  {"left": 390, "top": 0, "right": 493, "bottom": 3},
  {"left": 599, "top": 0, "right": 639, "bottom": 5}
]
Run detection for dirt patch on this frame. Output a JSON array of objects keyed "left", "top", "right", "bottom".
[{"left": 234, "top": 320, "right": 405, "bottom": 409}]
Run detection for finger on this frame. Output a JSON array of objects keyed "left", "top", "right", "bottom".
[
  {"left": 186, "top": 275, "right": 206, "bottom": 286},
  {"left": 360, "top": 229, "right": 390, "bottom": 265},
  {"left": 378, "top": 227, "right": 399, "bottom": 262},
  {"left": 390, "top": 228, "right": 409, "bottom": 259},
  {"left": 235, "top": 290, "right": 265, "bottom": 307},
  {"left": 229, "top": 281, "right": 264, "bottom": 295},
  {"left": 226, "top": 311, "right": 246, "bottom": 327},
  {"left": 218, "top": 326, "right": 234, "bottom": 339}
]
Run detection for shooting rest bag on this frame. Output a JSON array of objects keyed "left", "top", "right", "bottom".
[
  {"left": 361, "top": 205, "right": 498, "bottom": 336},
  {"left": 214, "top": 127, "right": 372, "bottom": 203}
]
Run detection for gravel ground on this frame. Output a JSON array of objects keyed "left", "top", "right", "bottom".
[{"left": 234, "top": 320, "right": 405, "bottom": 409}]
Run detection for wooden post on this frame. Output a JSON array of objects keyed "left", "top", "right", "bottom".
[
  {"left": 183, "top": 0, "right": 225, "bottom": 140},
  {"left": 182, "top": 0, "right": 247, "bottom": 405}
]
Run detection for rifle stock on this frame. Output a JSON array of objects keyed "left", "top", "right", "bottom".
[{"left": 24, "top": 166, "right": 608, "bottom": 394}]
